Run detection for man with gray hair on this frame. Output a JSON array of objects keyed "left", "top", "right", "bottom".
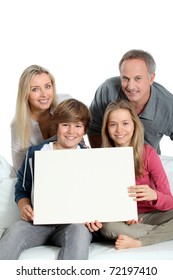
[{"left": 88, "top": 49, "right": 173, "bottom": 154}]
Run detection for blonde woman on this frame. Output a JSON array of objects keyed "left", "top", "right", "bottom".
[
  {"left": 100, "top": 99, "right": 173, "bottom": 249},
  {"left": 11, "top": 65, "right": 71, "bottom": 172}
]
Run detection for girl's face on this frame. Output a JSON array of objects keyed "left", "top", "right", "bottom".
[
  {"left": 28, "top": 73, "right": 54, "bottom": 113},
  {"left": 107, "top": 108, "right": 134, "bottom": 147},
  {"left": 55, "top": 122, "right": 85, "bottom": 149}
]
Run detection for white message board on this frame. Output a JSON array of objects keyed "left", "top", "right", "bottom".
[{"left": 34, "top": 147, "right": 137, "bottom": 224}]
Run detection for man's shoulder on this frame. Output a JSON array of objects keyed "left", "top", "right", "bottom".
[
  {"left": 101, "top": 76, "right": 121, "bottom": 87},
  {"left": 153, "top": 81, "right": 173, "bottom": 98},
  {"left": 96, "top": 76, "right": 122, "bottom": 97},
  {"left": 150, "top": 82, "right": 173, "bottom": 114}
]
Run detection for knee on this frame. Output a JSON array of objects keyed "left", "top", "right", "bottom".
[
  {"left": 66, "top": 224, "right": 92, "bottom": 243},
  {"left": 2, "top": 220, "right": 31, "bottom": 241},
  {"left": 2, "top": 221, "right": 23, "bottom": 236},
  {"left": 100, "top": 222, "right": 120, "bottom": 239}
]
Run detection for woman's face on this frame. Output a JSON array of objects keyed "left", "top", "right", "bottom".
[
  {"left": 28, "top": 73, "right": 54, "bottom": 113},
  {"left": 107, "top": 108, "right": 134, "bottom": 147}
]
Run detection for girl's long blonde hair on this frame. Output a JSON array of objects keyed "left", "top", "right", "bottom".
[
  {"left": 101, "top": 99, "right": 144, "bottom": 177},
  {"left": 11, "top": 65, "right": 57, "bottom": 151}
]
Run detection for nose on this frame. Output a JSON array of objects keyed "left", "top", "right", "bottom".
[
  {"left": 116, "top": 124, "right": 123, "bottom": 132},
  {"left": 67, "top": 125, "right": 74, "bottom": 133},
  {"left": 127, "top": 79, "right": 135, "bottom": 90},
  {"left": 40, "top": 88, "right": 47, "bottom": 96}
]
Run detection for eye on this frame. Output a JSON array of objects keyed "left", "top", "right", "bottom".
[
  {"left": 121, "top": 77, "right": 129, "bottom": 82},
  {"left": 61, "top": 123, "right": 68, "bottom": 127},
  {"left": 77, "top": 125, "right": 84, "bottom": 129},
  {"left": 75, "top": 122, "right": 84, "bottom": 128},
  {"left": 31, "top": 87, "right": 39, "bottom": 92},
  {"left": 45, "top": 84, "right": 52, "bottom": 89},
  {"left": 109, "top": 123, "right": 116, "bottom": 127},
  {"left": 123, "top": 122, "right": 129, "bottom": 126},
  {"left": 135, "top": 76, "right": 142, "bottom": 81}
]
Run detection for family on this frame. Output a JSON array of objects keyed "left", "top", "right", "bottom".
[{"left": 1, "top": 49, "right": 173, "bottom": 259}]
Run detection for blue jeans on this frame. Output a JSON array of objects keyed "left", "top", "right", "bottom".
[{"left": 0, "top": 220, "right": 92, "bottom": 259}]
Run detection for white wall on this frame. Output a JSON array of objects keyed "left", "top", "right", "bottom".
[{"left": 1, "top": 0, "right": 173, "bottom": 164}]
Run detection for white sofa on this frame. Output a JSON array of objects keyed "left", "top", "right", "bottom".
[{"left": 0, "top": 154, "right": 173, "bottom": 260}]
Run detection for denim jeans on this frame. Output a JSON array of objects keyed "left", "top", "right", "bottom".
[{"left": 0, "top": 220, "right": 92, "bottom": 260}]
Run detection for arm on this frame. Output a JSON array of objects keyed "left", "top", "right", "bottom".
[
  {"left": 11, "top": 122, "right": 26, "bottom": 173},
  {"left": 88, "top": 77, "right": 122, "bottom": 148},
  {"left": 18, "top": 198, "right": 34, "bottom": 222},
  {"left": 87, "top": 82, "right": 113, "bottom": 148},
  {"left": 15, "top": 147, "right": 34, "bottom": 221},
  {"left": 131, "top": 145, "right": 173, "bottom": 211},
  {"left": 87, "top": 135, "right": 102, "bottom": 148}
]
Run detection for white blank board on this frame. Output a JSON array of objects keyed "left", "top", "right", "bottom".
[{"left": 34, "top": 147, "right": 137, "bottom": 224}]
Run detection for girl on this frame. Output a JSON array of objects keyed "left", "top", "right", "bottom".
[{"left": 100, "top": 99, "right": 173, "bottom": 249}]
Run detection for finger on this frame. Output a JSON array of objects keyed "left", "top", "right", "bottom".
[
  {"left": 135, "top": 197, "right": 146, "bottom": 201},
  {"left": 85, "top": 222, "right": 94, "bottom": 232},
  {"left": 94, "top": 221, "right": 102, "bottom": 229},
  {"left": 90, "top": 222, "right": 98, "bottom": 231},
  {"left": 91, "top": 222, "right": 102, "bottom": 232}
]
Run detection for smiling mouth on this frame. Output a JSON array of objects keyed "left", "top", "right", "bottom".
[
  {"left": 115, "top": 135, "right": 126, "bottom": 139},
  {"left": 38, "top": 99, "right": 49, "bottom": 104},
  {"left": 127, "top": 90, "right": 138, "bottom": 95},
  {"left": 66, "top": 136, "right": 76, "bottom": 140}
]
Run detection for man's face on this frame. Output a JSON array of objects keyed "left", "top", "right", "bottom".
[{"left": 120, "top": 59, "right": 155, "bottom": 105}]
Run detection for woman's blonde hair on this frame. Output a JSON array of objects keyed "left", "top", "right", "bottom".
[
  {"left": 12, "top": 65, "right": 57, "bottom": 150},
  {"left": 101, "top": 99, "right": 144, "bottom": 177},
  {"left": 52, "top": 98, "right": 91, "bottom": 134}
]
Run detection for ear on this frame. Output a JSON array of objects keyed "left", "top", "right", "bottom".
[{"left": 149, "top": 73, "right": 155, "bottom": 85}]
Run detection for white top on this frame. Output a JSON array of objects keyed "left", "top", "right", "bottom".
[
  {"left": 41, "top": 142, "right": 54, "bottom": 151},
  {"left": 41, "top": 142, "right": 81, "bottom": 151}
]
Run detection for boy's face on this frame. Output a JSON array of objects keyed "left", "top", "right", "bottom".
[{"left": 56, "top": 121, "right": 85, "bottom": 149}]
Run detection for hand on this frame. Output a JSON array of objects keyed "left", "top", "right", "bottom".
[
  {"left": 85, "top": 220, "right": 103, "bottom": 232},
  {"left": 21, "top": 204, "right": 34, "bottom": 222},
  {"left": 125, "top": 218, "right": 142, "bottom": 225},
  {"left": 128, "top": 185, "right": 157, "bottom": 201}
]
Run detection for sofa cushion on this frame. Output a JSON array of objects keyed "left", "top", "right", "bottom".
[
  {"left": 0, "top": 155, "right": 20, "bottom": 237},
  {"left": 19, "top": 240, "right": 173, "bottom": 260},
  {"left": 159, "top": 155, "right": 173, "bottom": 194}
]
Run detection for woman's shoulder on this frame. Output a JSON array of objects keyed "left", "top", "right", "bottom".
[
  {"left": 144, "top": 143, "right": 157, "bottom": 154},
  {"left": 57, "top": 94, "right": 72, "bottom": 103},
  {"left": 143, "top": 144, "right": 160, "bottom": 164}
]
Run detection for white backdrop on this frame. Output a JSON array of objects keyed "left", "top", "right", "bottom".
[{"left": 1, "top": 0, "right": 173, "bottom": 165}]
